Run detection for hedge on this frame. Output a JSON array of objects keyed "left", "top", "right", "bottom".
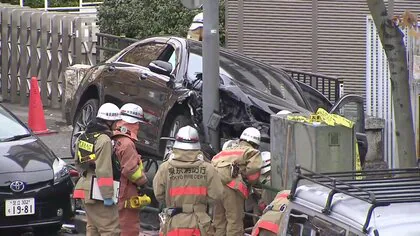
[{"left": 97, "top": 0, "right": 226, "bottom": 46}]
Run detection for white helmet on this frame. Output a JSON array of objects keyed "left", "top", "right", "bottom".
[
  {"left": 240, "top": 127, "right": 261, "bottom": 146},
  {"left": 173, "top": 125, "right": 201, "bottom": 150},
  {"left": 189, "top": 12, "right": 203, "bottom": 31},
  {"left": 277, "top": 110, "right": 292, "bottom": 115},
  {"left": 96, "top": 103, "right": 121, "bottom": 121},
  {"left": 260, "top": 151, "right": 271, "bottom": 175},
  {"left": 120, "top": 103, "right": 144, "bottom": 124}
]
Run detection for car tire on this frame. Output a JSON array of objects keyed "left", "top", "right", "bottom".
[
  {"left": 161, "top": 114, "right": 215, "bottom": 160},
  {"left": 70, "top": 99, "right": 99, "bottom": 157},
  {"left": 162, "top": 114, "right": 192, "bottom": 157}
]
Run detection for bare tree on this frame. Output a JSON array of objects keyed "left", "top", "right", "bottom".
[{"left": 366, "top": 0, "right": 417, "bottom": 168}]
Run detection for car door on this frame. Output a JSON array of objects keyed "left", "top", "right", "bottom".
[
  {"left": 329, "top": 94, "right": 367, "bottom": 166},
  {"left": 135, "top": 42, "right": 180, "bottom": 152},
  {"left": 100, "top": 62, "right": 134, "bottom": 108},
  {"left": 296, "top": 81, "right": 333, "bottom": 112},
  {"left": 114, "top": 41, "right": 170, "bottom": 152},
  {"left": 329, "top": 94, "right": 365, "bottom": 134}
]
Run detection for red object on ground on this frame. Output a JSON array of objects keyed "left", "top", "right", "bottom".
[{"left": 28, "top": 76, "right": 52, "bottom": 135}]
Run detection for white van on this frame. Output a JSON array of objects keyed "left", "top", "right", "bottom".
[{"left": 278, "top": 166, "right": 420, "bottom": 236}]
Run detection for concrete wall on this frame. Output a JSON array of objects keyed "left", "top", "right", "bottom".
[{"left": 62, "top": 64, "right": 92, "bottom": 124}]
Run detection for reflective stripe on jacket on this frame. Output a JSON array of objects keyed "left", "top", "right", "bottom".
[
  {"left": 211, "top": 141, "right": 262, "bottom": 199},
  {"left": 153, "top": 149, "right": 223, "bottom": 236},
  {"left": 251, "top": 190, "right": 290, "bottom": 236}
]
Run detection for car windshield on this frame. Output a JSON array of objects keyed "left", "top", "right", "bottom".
[
  {"left": 0, "top": 106, "right": 30, "bottom": 140},
  {"left": 187, "top": 41, "right": 307, "bottom": 108}
]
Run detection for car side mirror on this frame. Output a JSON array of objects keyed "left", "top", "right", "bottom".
[{"left": 148, "top": 60, "right": 173, "bottom": 77}]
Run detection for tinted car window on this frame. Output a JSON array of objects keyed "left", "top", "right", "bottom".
[
  {"left": 157, "top": 44, "right": 178, "bottom": 73},
  {"left": 0, "top": 107, "right": 29, "bottom": 139},
  {"left": 187, "top": 41, "right": 307, "bottom": 108},
  {"left": 119, "top": 43, "right": 166, "bottom": 67}
]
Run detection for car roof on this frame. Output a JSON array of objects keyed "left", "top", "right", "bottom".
[
  {"left": 289, "top": 167, "right": 420, "bottom": 235},
  {"left": 293, "top": 184, "right": 420, "bottom": 234},
  {"left": 185, "top": 38, "right": 292, "bottom": 76}
]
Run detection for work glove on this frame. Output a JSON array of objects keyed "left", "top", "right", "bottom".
[{"left": 103, "top": 198, "right": 114, "bottom": 207}]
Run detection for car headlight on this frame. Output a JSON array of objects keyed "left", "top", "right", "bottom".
[{"left": 53, "top": 158, "right": 70, "bottom": 183}]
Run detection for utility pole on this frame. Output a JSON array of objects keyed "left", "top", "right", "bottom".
[
  {"left": 202, "top": 0, "right": 220, "bottom": 152},
  {"left": 181, "top": 0, "right": 221, "bottom": 152}
]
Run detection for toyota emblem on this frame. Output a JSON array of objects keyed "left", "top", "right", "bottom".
[{"left": 10, "top": 181, "right": 25, "bottom": 193}]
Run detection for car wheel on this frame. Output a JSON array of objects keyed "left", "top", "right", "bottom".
[
  {"left": 70, "top": 99, "right": 99, "bottom": 156},
  {"left": 163, "top": 114, "right": 192, "bottom": 157}
]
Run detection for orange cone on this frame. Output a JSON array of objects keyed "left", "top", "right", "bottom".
[{"left": 28, "top": 76, "right": 55, "bottom": 135}]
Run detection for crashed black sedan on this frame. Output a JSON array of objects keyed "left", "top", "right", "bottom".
[
  {"left": 68, "top": 36, "right": 366, "bottom": 162},
  {"left": 0, "top": 104, "right": 73, "bottom": 233}
]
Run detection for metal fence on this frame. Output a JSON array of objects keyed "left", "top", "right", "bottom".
[
  {"left": 96, "top": 32, "right": 138, "bottom": 63},
  {"left": 0, "top": 4, "right": 98, "bottom": 108},
  {"left": 20, "top": 0, "right": 103, "bottom": 14},
  {"left": 282, "top": 68, "right": 343, "bottom": 103}
]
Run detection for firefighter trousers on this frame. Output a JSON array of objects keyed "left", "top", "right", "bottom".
[
  {"left": 213, "top": 185, "right": 245, "bottom": 236},
  {"left": 84, "top": 201, "right": 120, "bottom": 236},
  {"left": 119, "top": 208, "right": 140, "bottom": 236}
]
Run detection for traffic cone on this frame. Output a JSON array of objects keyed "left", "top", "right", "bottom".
[{"left": 28, "top": 76, "right": 55, "bottom": 135}]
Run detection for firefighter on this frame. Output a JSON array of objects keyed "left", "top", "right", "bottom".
[
  {"left": 153, "top": 125, "right": 223, "bottom": 236},
  {"left": 187, "top": 12, "right": 203, "bottom": 41},
  {"left": 72, "top": 103, "right": 121, "bottom": 236},
  {"left": 112, "top": 103, "right": 149, "bottom": 236},
  {"left": 249, "top": 151, "right": 272, "bottom": 223},
  {"left": 212, "top": 127, "right": 263, "bottom": 236},
  {"left": 251, "top": 190, "right": 291, "bottom": 236}
]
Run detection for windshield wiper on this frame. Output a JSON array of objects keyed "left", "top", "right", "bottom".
[{"left": 0, "top": 134, "right": 32, "bottom": 142}]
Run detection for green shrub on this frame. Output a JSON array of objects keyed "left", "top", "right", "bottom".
[{"left": 97, "top": 0, "right": 226, "bottom": 46}]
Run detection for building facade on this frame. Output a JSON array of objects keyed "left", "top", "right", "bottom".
[{"left": 225, "top": 0, "right": 420, "bottom": 167}]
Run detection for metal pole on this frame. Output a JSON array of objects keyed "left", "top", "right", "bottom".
[{"left": 202, "top": 0, "right": 220, "bottom": 152}]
